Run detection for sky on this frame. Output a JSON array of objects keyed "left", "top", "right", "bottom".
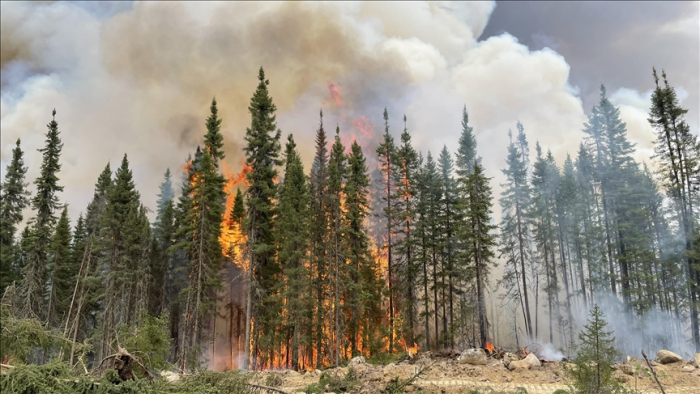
[{"left": 1, "top": 1, "right": 698, "bottom": 227}]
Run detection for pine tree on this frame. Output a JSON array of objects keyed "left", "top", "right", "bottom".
[
  {"left": 0, "top": 139, "right": 30, "bottom": 293},
  {"left": 461, "top": 161, "right": 497, "bottom": 347},
  {"left": 45, "top": 206, "right": 73, "bottom": 327},
  {"left": 327, "top": 125, "right": 347, "bottom": 365},
  {"left": 648, "top": 68, "right": 700, "bottom": 350},
  {"left": 568, "top": 304, "right": 623, "bottom": 394},
  {"left": 204, "top": 97, "right": 225, "bottom": 165},
  {"left": 277, "top": 134, "right": 311, "bottom": 370},
  {"left": 393, "top": 115, "right": 419, "bottom": 346},
  {"left": 308, "top": 110, "right": 330, "bottom": 368},
  {"left": 21, "top": 109, "right": 64, "bottom": 319},
  {"left": 438, "top": 146, "right": 457, "bottom": 348},
  {"left": 155, "top": 168, "right": 175, "bottom": 224},
  {"left": 152, "top": 199, "right": 176, "bottom": 316},
  {"left": 455, "top": 105, "right": 478, "bottom": 178},
  {"left": 97, "top": 154, "right": 142, "bottom": 359},
  {"left": 376, "top": 107, "right": 398, "bottom": 351},
  {"left": 498, "top": 127, "right": 534, "bottom": 338},
  {"left": 175, "top": 148, "right": 226, "bottom": 370},
  {"left": 243, "top": 67, "right": 282, "bottom": 370}
]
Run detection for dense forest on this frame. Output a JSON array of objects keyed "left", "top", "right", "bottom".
[{"left": 1, "top": 66, "right": 698, "bottom": 374}]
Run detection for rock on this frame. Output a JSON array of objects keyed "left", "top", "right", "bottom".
[
  {"left": 507, "top": 360, "right": 532, "bottom": 371},
  {"left": 348, "top": 356, "right": 366, "bottom": 368},
  {"left": 682, "top": 365, "right": 695, "bottom": 373},
  {"left": 524, "top": 353, "right": 542, "bottom": 368},
  {"left": 656, "top": 350, "right": 683, "bottom": 364},
  {"left": 312, "top": 369, "right": 322, "bottom": 376},
  {"left": 502, "top": 352, "right": 520, "bottom": 368},
  {"left": 458, "top": 348, "right": 488, "bottom": 365},
  {"left": 694, "top": 353, "right": 700, "bottom": 368}
]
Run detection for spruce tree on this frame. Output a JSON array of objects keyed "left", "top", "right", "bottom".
[
  {"left": 21, "top": 109, "right": 64, "bottom": 319},
  {"left": 393, "top": 115, "right": 419, "bottom": 346},
  {"left": 438, "top": 146, "right": 457, "bottom": 348},
  {"left": 455, "top": 105, "right": 478, "bottom": 178},
  {"left": 498, "top": 127, "right": 534, "bottom": 338},
  {"left": 461, "top": 161, "right": 497, "bottom": 347},
  {"left": 242, "top": 67, "right": 282, "bottom": 370},
  {"left": 344, "top": 141, "right": 374, "bottom": 358},
  {"left": 204, "top": 97, "right": 225, "bottom": 166},
  {"left": 649, "top": 68, "right": 700, "bottom": 349},
  {"left": 309, "top": 110, "right": 330, "bottom": 368},
  {"left": 46, "top": 206, "right": 73, "bottom": 327},
  {"left": 327, "top": 125, "right": 347, "bottom": 365},
  {"left": 155, "top": 168, "right": 174, "bottom": 224},
  {"left": 568, "top": 304, "right": 623, "bottom": 394},
  {"left": 152, "top": 199, "right": 176, "bottom": 316},
  {"left": 175, "top": 148, "right": 225, "bottom": 370},
  {"left": 0, "top": 139, "right": 30, "bottom": 293},
  {"left": 376, "top": 107, "right": 398, "bottom": 351},
  {"left": 276, "top": 134, "right": 310, "bottom": 370}
]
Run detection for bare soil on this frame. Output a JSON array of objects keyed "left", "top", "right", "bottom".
[{"left": 252, "top": 352, "right": 700, "bottom": 394}]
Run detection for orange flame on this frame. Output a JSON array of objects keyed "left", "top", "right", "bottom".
[
  {"left": 327, "top": 82, "right": 343, "bottom": 106},
  {"left": 485, "top": 341, "right": 495, "bottom": 353},
  {"left": 219, "top": 161, "right": 252, "bottom": 264}
]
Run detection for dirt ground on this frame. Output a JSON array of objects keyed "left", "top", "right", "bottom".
[{"left": 251, "top": 351, "right": 700, "bottom": 394}]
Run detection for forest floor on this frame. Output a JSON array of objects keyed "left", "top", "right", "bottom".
[{"left": 249, "top": 351, "right": 700, "bottom": 394}]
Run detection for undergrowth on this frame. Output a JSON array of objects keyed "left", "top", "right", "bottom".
[{"left": 0, "top": 361, "right": 252, "bottom": 394}]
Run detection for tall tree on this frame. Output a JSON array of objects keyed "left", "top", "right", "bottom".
[
  {"left": 309, "top": 110, "right": 330, "bottom": 368},
  {"left": 498, "top": 127, "right": 534, "bottom": 338},
  {"left": 648, "top": 68, "right": 700, "bottom": 350},
  {"left": 46, "top": 206, "right": 73, "bottom": 327},
  {"left": 344, "top": 140, "right": 375, "bottom": 358},
  {"left": 0, "top": 139, "right": 30, "bottom": 293},
  {"left": 376, "top": 107, "right": 398, "bottom": 351},
  {"left": 438, "top": 146, "right": 457, "bottom": 348},
  {"left": 393, "top": 115, "right": 419, "bottom": 346},
  {"left": 243, "top": 67, "right": 282, "bottom": 370},
  {"left": 175, "top": 147, "right": 226, "bottom": 370},
  {"left": 277, "top": 134, "right": 311, "bottom": 370},
  {"left": 461, "top": 162, "right": 497, "bottom": 347},
  {"left": 21, "top": 109, "right": 64, "bottom": 319},
  {"left": 327, "top": 126, "right": 347, "bottom": 365}
]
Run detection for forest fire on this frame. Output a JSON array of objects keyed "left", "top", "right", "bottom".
[
  {"left": 484, "top": 341, "right": 495, "bottom": 353},
  {"left": 219, "top": 161, "right": 251, "bottom": 262},
  {"left": 327, "top": 82, "right": 343, "bottom": 107}
]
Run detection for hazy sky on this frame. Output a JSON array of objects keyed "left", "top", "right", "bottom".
[{"left": 1, "top": 1, "right": 698, "bottom": 226}]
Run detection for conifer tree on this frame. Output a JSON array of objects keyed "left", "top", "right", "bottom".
[
  {"left": 376, "top": 107, "right": 398, "bottom": 351},
  {"left": 21, "top": 109, "right": 64, "bottom": 319},
  {"left": 461, "top": 162, "right": 497, "bottom": 347},
  {"left": 175, "top": 148, "right": 226, "bottom": 370},
  {"left": 568, "top": 305, "right": 623, "bottom": 394},
  {"left": 498, "top": 127, "right": 534, "bottom": 338},
  {"left": 393, "top": 115, "right": 419, "bottom": 346},
  {"left": 344, "top": 140, "right": 377, "bottom": 358},
  {"left": 204, "top": 97, "right": 225, "bottom": 165},
  {"left": 97, "top": 154, "right": 142, "bottom": 359},
  {"left": 155, "top": 168, "right": 174, "bottom": 224},
  {"left": 327, "top": 125, "right": 347, "bottom": 365},
  {"left": 243, "top": 67, "right": 282, "bottom": 370},
  {"left": 277, "top": 134, "right": 310, "bottom": 370},
  {"left": 0, "top": 139, "right": 30, "bottom": 293},
  {"left": 152, "top": 199, "right": 176, "bottom": 316},
  {"left": 438, "top": 146, "right": 458, "bottom": 347},
  {"left": 309, "top": 110, "right": 330, "bottom": 368},
  {"left": 46, "top": 206, "right": 73, "bottom": 327},
  {"left": 649, "top": 68, "right": 700, "bottom": 349},
  {"left": 455, "top": 105, "right": 478, "bottom": 178}
]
